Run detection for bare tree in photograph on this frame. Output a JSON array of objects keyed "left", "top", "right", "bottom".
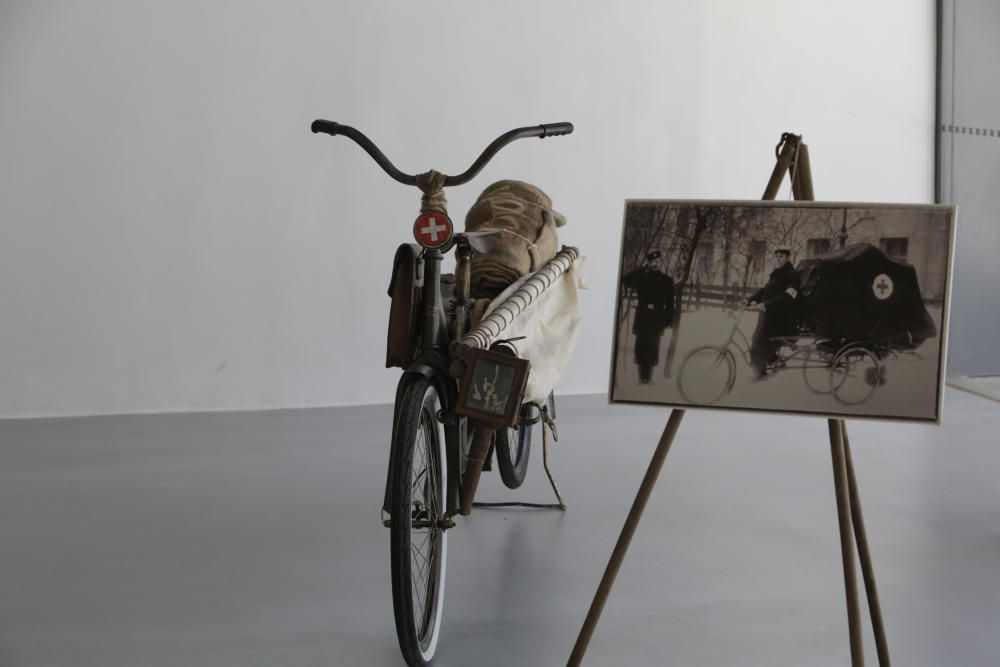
[{"left": 663, "top": 205, "right": 714, "bottom": 377}]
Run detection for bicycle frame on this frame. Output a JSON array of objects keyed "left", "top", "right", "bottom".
[
  {"left": 399, "top": 244, "right": 465, "bottom": 515},
  {"left": 725, "top": 308, "right": 829, "bottom": 375},
  {"left": 383, "top": 245, "right": 454, "bottom": 505}
]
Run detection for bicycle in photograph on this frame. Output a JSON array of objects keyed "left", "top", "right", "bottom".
[
  {"left": 311, "top": 120, "right": 573, "bottom": 666},
  {"left": 677, "top": 307, "right": 890, "bottom": 407}
]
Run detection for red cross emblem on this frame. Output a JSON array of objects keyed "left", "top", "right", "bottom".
[
  {"left": 413, "top": 211, "right": 453, "bottom": 249},
  {"left": 872, "top": 273, "right": 894, "bottom": 300}
]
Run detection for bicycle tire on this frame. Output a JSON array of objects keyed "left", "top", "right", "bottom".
[
  {"left": 493, "top": 393, "right": 553, "bottom": 489},
  {"left": 494, "top": 424, "right": 530, "bottom": 490},
  {"left": 389, "top": 377, "right": 448, "bottom": 666}
]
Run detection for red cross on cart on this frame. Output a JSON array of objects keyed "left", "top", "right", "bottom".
[
  {"left": 872, "top": 273, "right": 894, "bottom": 300},
  {"left": 413, "top": 211, "right": 454, "bottom": 249}
]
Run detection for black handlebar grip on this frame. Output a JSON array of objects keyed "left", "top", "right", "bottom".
[
  {"left": 311, "top": 119, "right": 342, "bottom": 135},
  {"left": 539, "top": 122, "right": 574, "bottom": 137}
]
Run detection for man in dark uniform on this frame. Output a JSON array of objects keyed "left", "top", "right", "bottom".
[
  {"left": 746, "top": 247, "right": 801, "bottom": 381},
  {"left": 623, "top": 250, "right": 675, "bottom": 384}
]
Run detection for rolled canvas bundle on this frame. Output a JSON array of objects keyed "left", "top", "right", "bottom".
[
  {"left": 460, "top": 180, "right": 581, "bottom": 404},
  {"left": 465, "top": 180, "right": 567, "bottom": 298}
]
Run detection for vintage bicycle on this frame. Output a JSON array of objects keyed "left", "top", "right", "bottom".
[{"left": 311, "top": 120, "right": 574, "bottom": 666}]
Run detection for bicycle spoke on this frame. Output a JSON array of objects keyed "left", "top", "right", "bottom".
[
  {"left": 412, "top": 533, "right": 432, "bottom": 564},
  {"left": 412, "top": 581, "right": 427, "bottom": 633},
  {"left": 411, "top": 467, "right": 427, "bottom": 498},
  {"left": 424, "top": 430, "right": 438, "bottom": 511},
  {"left": 410, "top": 541, "right": 431, "bottom": 626},
  {"left": 408, "top": 403, "right": 442, "bottom": 641}
]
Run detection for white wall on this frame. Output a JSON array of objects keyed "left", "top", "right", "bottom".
[{"left": 0, "top": 1, "right": 936, "bottom": 418}]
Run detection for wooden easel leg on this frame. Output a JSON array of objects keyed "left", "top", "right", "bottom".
[
  {"left": 763, "top": 136, "right": 799, "bottom": 200},
  {"left": 793, "top": 143, "right": 815, "bottom": 201},
  {"left": 566, "top": 409, "right": 685, "bottom": 667},
  {"left": 829, "top": 418, "right": 865, "bottom": 666},
  {"left": 843, "top": 424, "right": 892, "bottom": 666}
]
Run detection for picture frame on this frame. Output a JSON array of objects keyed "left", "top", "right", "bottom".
[{"left": 609, "top": 200, "right": 956, "bottom": 423}]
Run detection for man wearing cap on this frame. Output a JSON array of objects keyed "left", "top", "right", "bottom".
[
  {"left": 745, "top": 247, "right": 801, "bottom": 381},
  {"left": 623, "top": 250, "right": 675, "bottom": 384}
]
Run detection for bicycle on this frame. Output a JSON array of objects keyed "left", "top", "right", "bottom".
[{"left": 311, "top": 119, "right": 574, "bottom": 666}]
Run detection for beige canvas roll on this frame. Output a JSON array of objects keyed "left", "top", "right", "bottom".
[{"left": 464, "top": 180, "right": 567, "bottom": 298}]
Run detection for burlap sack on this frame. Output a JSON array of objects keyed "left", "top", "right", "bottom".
[{"left": 464, "top": 180, "right": 566, "bottom": 298}]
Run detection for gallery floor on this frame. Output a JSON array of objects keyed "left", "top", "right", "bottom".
[{"left": 1, "top": 389, "right": 998, "bottom": 666}]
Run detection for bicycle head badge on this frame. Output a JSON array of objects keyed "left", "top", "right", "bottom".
[{"left": 413, "top": 211, "right": 454, "bottom": 250}]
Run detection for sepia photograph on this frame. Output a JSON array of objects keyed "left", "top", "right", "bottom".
[{"left": 610, "top": 201, "right": 956, "bottom": 422}]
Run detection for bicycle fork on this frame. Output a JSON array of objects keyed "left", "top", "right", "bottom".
[{"left": 457, "top": 426, "right": 495, "bottom": 515}]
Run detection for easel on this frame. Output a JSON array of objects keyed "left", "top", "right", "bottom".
[{"left": 567, "top": 134, "right": 891, "bottom": 666}]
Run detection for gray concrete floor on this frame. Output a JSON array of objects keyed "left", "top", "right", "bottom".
[
  {"left": 949, "top": 376, "right": 1000, "bottom": 404},
  {"left": 1, "top": 390, "right": 998, "bottom": 666}
]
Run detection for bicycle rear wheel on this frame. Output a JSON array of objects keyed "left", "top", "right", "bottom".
[
  {"left": 389, "top": 377, "right": 448, "bottom": 666},
  {"left": 494, "top": 393, "right": 554, "bottom": 489},
  {"left": 494, "top": 422, "right": 530, "bottom": 490}
]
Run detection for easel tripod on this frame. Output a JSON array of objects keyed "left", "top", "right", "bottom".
[{"left": 567, "top": 133, "right": 891, "bottom": 667}]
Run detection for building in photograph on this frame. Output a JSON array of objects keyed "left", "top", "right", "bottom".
[{"left": 676, "top": 206, "right": 950, "bottom": 306}]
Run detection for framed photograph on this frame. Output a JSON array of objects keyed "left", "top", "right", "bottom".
[{"left": 609, "top": 200, "right": 956, "bottom": 423}]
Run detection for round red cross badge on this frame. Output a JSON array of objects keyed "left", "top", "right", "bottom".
[
  {"left": 413, "top": 211, "right": 454, "bottom": 249},
  {"left": 872, "top": 273, "right": 894, "bottom": 300}
]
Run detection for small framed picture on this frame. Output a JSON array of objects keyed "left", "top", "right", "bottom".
[
  {"left": 609, "top": 200, "right": 956, "bottom": 423},
  {"left": 456, "top": 347, "right": 530, "bottom": 428}
]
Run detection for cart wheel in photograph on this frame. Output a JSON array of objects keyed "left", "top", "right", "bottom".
[
  {"left": 802, "top": 347, "right": 834, "bottom": 394},
  {"left": 678, "top": 346, "right": 736, "bottom": 405},
  {"left": 829, "top": 346, "right": 881, "bottom": 405},
  {"left": 389, "top": 376, "right": 448, "bottom": 666}
]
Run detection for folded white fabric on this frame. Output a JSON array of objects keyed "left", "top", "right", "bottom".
[{"left": 479, "top": 257, "right": 586, "bottom": 404}]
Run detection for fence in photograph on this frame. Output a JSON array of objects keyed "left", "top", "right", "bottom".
[
  {"left": 622, "top": 284, "right": 944, "bottom": 316},
  {"left": 681, "top": 283, "right": 754, "bottom": 311}
]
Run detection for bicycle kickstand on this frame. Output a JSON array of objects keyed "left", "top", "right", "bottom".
[{"left": 541, "top": 407, "right": 567, "bottom": 510}]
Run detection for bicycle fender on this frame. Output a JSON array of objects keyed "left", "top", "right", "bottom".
[
  {"left": 382, "top": 364, "right": 455, "bottom": 516},
  {"left": 383, "top": 373, "right": 413, "bottom": 515}
]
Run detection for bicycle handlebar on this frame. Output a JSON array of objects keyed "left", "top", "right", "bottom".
[{"left": 310, "top": 120, "right": 573, "bottom": 187}]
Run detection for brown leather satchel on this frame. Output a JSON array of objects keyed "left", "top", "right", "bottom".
[{"left": 386, "top": 244, "right": 423, "bottom": 369}]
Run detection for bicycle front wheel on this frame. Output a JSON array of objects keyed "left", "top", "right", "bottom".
[
  {"left": 389, "top": 377, "right": 448, "bottom": 666},
  {"left": 678, "top": 346, "right": 735, "bottom": 405}
]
